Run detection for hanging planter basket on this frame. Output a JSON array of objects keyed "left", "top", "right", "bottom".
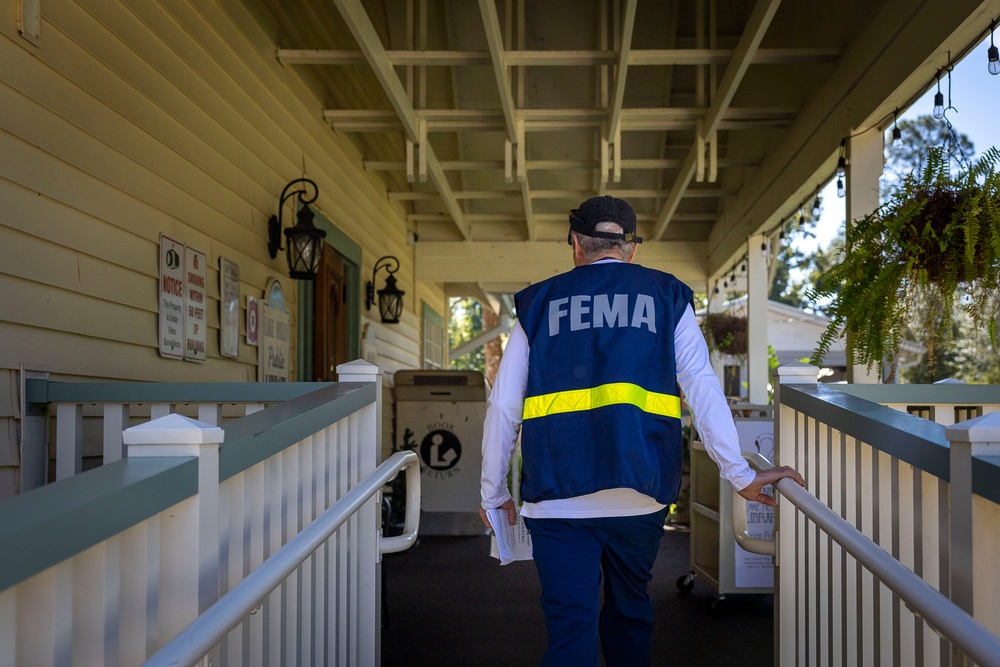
[
  {"left": 811, "top": 147, "right": 1000, "bottom": 380},
  {"left": 702, "top": 312, "right": 748, "bottom": 356},
  {"left": 897, "top": 185, "right": 992, "bottom": 284}
]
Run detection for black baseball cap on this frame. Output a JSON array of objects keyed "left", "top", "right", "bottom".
[{"left": 568, "top": 195, "right": 643, "bottom": 245}]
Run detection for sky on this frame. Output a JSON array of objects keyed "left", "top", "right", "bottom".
[{"left": 796, "top": 33, "right": 1000, "bottom": 255}]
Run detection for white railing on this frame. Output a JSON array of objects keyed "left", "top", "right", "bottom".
[
  {"left": 762, "top": 363, "right": 1000, "bottom": 667},
  {"left": 735, "top": 455, "right": 1000, "bottom": 667},
  {"left": 0, "top": 360, "right": 415, "bottom": 666},
  {"left": 21, "top": 377, "right": 336, "bottom": 489},
  {"left": 144, "top": 450, "right": 420, "bottom": 667}
]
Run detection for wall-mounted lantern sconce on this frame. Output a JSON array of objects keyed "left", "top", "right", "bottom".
[
  {"left": 366, "top": 255, "right": 405, "bottom": 324},
  {"left": 268, "top": 178, "right": 326, "bottom": 280}
]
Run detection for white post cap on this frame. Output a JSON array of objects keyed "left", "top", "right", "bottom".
[
  {"left": 337, "top": 359, "right": 382, "bottom": 381},
  {"left": 946, "top": 413, "right": 1000, "bottom": 457},
  {"left": 776, "top": 360, "right": 820, "bottom": 384},
  {"left": 123, "top": 413, "right": 225, "bottom": 446}
]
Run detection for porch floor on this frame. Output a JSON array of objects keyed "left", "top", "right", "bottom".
[{"left": 380, "top": 526, "right": 774, "bottom": 666}]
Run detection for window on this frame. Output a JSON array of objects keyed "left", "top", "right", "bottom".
[
  {"left": 906, "top": 405, "right": 934, "bottom": 420},
  {"left": 954, "top": 405, "right": 983, "bottom": 423},
  {"left": 422, "top": 302, "right": 445, "bottom": 369},
  {"left": 723, "top": 365, "right": 742, "bottom": 398}
]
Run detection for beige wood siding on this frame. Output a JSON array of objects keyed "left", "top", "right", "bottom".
[
  {"left": 0, "top": 1, "right": 444, "bottom": 493},
  {"left": 0, "top": 1, "right": 421, "bottom": 382}
]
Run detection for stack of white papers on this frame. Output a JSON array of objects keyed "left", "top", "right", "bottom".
[{"left": 486, "top": 508, "right": 533, "bottom": 565}]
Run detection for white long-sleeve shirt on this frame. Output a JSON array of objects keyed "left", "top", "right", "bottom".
[{"left": 481, "top": 271, "right": 756, "bottom": 519}]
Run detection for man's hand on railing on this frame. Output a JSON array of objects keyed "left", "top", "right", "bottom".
[{"left": 737, "top": 466, "right": 805, "bottom": 507}]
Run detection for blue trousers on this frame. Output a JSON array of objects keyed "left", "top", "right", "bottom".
[{"left": 524, "top": 508, "right": 668, "bottom": 667}]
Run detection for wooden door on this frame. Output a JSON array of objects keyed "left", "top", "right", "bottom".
[{"left": 313, "top": 245, "right": 348, "bottom": 381}]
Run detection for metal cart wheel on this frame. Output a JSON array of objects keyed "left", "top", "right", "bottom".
[{"left": 676, "top": 572, "right": 696, "bottom": 593}]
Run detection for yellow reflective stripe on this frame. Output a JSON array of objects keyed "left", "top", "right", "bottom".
[{"left": 522, "top": 382, "right": 681, "bottom": 420}]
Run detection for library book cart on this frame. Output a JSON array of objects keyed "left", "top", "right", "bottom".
[{"left": 676, "top": 404, "right": 776, "bottom": 607}]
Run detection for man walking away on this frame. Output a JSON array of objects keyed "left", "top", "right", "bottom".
[{"left": 480, "top": 195, "right": 805, "bottom": 667}]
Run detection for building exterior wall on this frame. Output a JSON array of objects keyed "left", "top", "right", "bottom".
[{"left": 0, "top": 1, "right": 444, "bottom": 494}]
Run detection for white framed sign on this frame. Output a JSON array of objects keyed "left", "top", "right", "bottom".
[
  {"left": 734, "top": 420, "right": 775, "bottom": 588},
  {"left": 158, "top": 234, "right": 185, "bottom": 359},
  {"left": 258, "top": 302, "right": 290, "bottom": 382},
  {"left": 219, "top": 257, "right": 240, "bottom": 358},
  {"left": 184, "top": 246, "right": 207, "bottom": 362}
]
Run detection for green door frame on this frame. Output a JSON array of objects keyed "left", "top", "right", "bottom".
[{"left": 296, "top": 211, "right": 362, "bottom": 378}]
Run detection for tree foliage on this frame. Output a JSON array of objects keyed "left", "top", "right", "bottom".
[
  {"left": 768, "top": 199, "right": 825, "bottom": 310},
  {"left": 883, "top": 116, "right": 975, "bottom": 197},
  {"left": 448, "top": 297, "right": 486, "bottom": 372},
  {"left": 769, "top": 233, "right": 812, "bottom": 309}
]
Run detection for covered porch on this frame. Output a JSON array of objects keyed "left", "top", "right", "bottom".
[{"left": 3, "top": 0, "right": 1000, "bottom": 664}]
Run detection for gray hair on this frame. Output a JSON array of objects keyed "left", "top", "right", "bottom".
[{"left": 574, "top": 221, "right": 636, "bottom": 261}]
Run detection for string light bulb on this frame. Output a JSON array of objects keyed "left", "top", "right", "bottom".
[
  {"left": 891, "top": 109, "right": 901, "bottom": 143},
  {"left": 836, "top": 177, "right": 845, "bottom": 198},
  {"left": 812, "top": 197, "right": 821, "bottom": 216},
  {"left": 989, "top": 22, "right": 1000, "bottom": 75},
  {"left": 932, "top": 73, "right": 945, "bottom": 119}
]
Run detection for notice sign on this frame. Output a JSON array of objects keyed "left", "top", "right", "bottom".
[
  {"left": 219, "top": 258, "right": 240, "bottom": 358},
  {"left": 159, "top": 234, "right": 185, "bottom": 359},
  {"left": 734, "top": 420, "right": 775, "bottom": 588},
  {"left": 258, "top": 303, "right": 290, "bottom": 382},
  {"left": 185, "top": 246, "right": 207, "bottom": 362}
]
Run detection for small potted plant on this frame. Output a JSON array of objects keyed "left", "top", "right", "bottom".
[{"left": 811, "top": 146, "right": 1000, "bottom": 381}]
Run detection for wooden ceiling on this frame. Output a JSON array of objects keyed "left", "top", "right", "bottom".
[{"left": 260, "top": 0, "right": 998, "bottom": 293}]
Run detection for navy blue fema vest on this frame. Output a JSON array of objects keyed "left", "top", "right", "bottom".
[{"left": 514, "top": 261, "right": 693, "bottom": 505}]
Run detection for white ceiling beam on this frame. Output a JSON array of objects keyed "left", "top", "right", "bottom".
[
  {"left": 409, "top": 211, "right": 721, "bottom": 224},
  {"left": 391, "top": 188, "right": 734, "bottom": 201},
  {"left": 446, "top": 282, "right": 534, "bottom": 298},
  {"left": 607, "top": 0, "right": 638, "bottom": 143},
  {"left": 652, "top": 0, "right": 783, "bottom": 241},
  {"left": 324, "top": 106, "right": 797, "bottom": 121},
  {"left": 366, "top": 157, "right": 759, "bottom": 172},
  {"left": 325, "top": 107, "right": 798, "bottom": 133},
  {"left": 416, "top": 241, "right": 709, "bottom": 285},
  {"left": 410, "top": 213, "right": 526, "bottom": 223},
  {"left": 327, "top": 117, "right": 791, "bottom": 132},
  {"left": 652, "top": 2, "right": 681, "bottom": 203},
  {"left": 278, "top": 47, "right": 841, "bottom": 67},
  {"left": 330, "top": 0, "right": 469, "bottom": 240},
  {"left": 477, "top": 0, "right": 517, "bottom": 141},
  {"left": 477, "top": 0, "right": 534, "bottom": 240},
  {"left": 520, "top": 177, "right": 536, "bottom": 238}
]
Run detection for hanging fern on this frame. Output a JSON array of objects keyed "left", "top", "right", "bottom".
[
  {"left": 701, "top": 312, "right": 748, "bottom": 356},
  {"left": 810, "top": 146, "right": 1000, "bottom": 381}
]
